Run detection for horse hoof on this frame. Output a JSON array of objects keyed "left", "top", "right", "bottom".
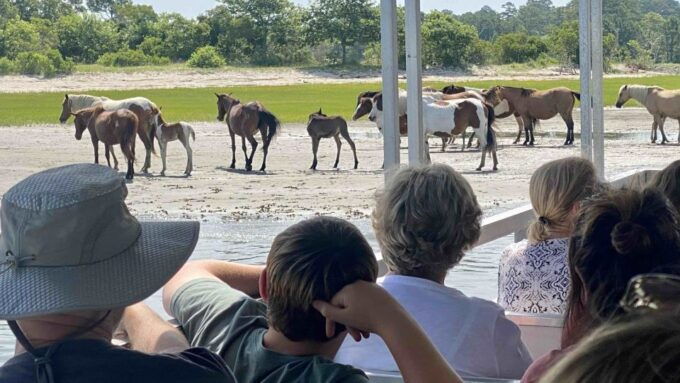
[
  {"left": 476, "top": 167, "right": 482, "bottom": 171},
  {"left": 529, "top": 142, "right": 535, "bottom": 146},
  {"left": 523, "top": 142, "right": 528, "bottom": 146},
  {"left": 161, "top": 172, "right": 166, "bottom": 177},
  {"left": 493, "top": 167, "right": 498, "bottom": 171}
]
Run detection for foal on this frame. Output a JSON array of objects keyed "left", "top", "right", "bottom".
[
  {"left": 307, "top": 109, "right": 358, "bottom": 170},
  {"left": 152, "top": 111, "right": 195, "bottom": 176},
  {"left": 72, "top": 106, "right": 138, "bottom": 179}
]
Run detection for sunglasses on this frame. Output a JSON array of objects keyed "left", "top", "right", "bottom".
[{"left": 620, "top": 273, "right": 680, "bottom": 313}]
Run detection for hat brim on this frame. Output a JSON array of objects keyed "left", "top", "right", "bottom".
[{"left": 0, "top": 220, "right": 199, "bottom": 320}]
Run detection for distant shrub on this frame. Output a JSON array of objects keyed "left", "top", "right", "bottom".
[
  {"left": 0, "top": 57, "right": 16, "bottom": 75},
  {"left": 148, "top": 55, "right": 171, "bottom": 65},
  {"left": 97, "top": 49, "right": 149, "bottom": 67},
  {"left": 45, "top": 49, "right": 75, "bottom": 75},
  {"left": 138, "top": 36, "right": 165, "bottom": 57},
  {"left": 187, "top": 46, "right": 225, "bottom": 68},
  {"left": 14, "top": 52, "right": 53, "bottom": 76}
]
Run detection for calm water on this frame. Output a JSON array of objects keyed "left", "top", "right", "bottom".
[{"left": 0, "top": 218, "right": 513, "bottom": 364}]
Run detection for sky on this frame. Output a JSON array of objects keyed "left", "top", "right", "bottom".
[{"left": 132, "top": 0, "right": 571, "bottom": 19}]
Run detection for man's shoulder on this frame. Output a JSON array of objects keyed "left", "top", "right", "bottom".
[{"left": 258, "top": 355, "right": 368, "bottom": 383}]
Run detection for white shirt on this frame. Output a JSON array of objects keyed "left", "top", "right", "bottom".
[
  {"left": 335, "top": 275, "right": 533, "bottom": 379},
  {"left": 498, "top": 238, "right": 570, "bottom": 314}
]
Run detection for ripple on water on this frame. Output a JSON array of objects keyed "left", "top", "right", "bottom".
[{"left": 0, "top": 219, "right": 512, "bottom": 364}]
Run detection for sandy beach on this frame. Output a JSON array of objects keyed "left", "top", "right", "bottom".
[{"left": 1, "top": 108, "right": 677, "bottom": 221}]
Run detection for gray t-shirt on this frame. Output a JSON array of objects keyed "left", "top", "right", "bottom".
[{"left": 171, "top": 278, "right": 369, "bottom": 383}]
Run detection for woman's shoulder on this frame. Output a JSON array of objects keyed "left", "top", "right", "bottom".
[{"left": 501, "top": 240, "right": 529, "bottom": 261}]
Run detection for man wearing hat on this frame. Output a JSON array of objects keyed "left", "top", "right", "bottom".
[{"left": 0, "top": 164, "right": 235, "bottom": 383}]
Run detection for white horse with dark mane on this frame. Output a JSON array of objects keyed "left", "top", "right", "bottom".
[
  {"left": 59, "top": 94, "right": 158, "bottom": 172},
  {"left": 616, "top": 84, "right": 680, "bottom": 144}
]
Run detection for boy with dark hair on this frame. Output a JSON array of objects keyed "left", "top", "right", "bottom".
[{"left": 161, "top": 216, "right": 462, "bottom": 383}]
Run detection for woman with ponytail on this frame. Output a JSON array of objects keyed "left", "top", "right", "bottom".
[
  {"left": 521, "top": 187, "right": 680, "bottom": 383},
  {"left": 499, "top": 157, "right": 599, "bottom": 314}
]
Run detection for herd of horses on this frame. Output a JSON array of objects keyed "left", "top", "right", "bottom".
[{"left": 57, "top": 83, "right": 680, "bottom": 178}]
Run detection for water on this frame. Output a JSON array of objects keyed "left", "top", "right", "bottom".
[{"left": 0, "top": 218, "right": 512, "bottom": 364}]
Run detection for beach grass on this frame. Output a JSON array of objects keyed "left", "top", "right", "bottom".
[{"left": 1, "top": 75, "right": 679, "bottom": 126}]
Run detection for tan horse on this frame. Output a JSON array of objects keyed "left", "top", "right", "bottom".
[
  {"left": 72, "top": 106, "right": 138, "bottom": 179},
  {"left": 616, "top": 85, "right": 680, "bottom": 144},
  {"left": 153, "top": 112, "right": 195, "bottom": 176},
  {"left": 486, "top": 86, "right": 580, "bottom": 146},
  {"left": 306, "top": 109, "right": 358, "bottom": 170},
  {"left": 215, "top": 93, "right": 280, "bottom": 172},
  {"left": 60, "top": 94, "right": 157, "bottom": 172}
]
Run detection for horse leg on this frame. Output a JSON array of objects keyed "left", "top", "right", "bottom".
[
  {"left": 659, "top": 116, "right": 669, "bottom": 144},
  {"left": 677, "top": 119, "right": 680, "bottom": 143},
  {"left": 460, "top": 129, "right": 466, "bottom": 152},
  {"left": 91, "top": 137, "right": 99, "bottom": 164},
  {"left": 229, "top": 127, "right": 237, "bottom": 169},
  {"left": 110, "top": 147, "right": 119, "bottom": 170},
  {"left": 529, "top": 120, "right": 536, "bottom": 146},
  {"left": 467, "top": 132, "right": 476, "bottom": 148},
  {"left": 160, "top": 140, "right": 168, "bottom": 176},
  {"left": 258, "top": 127, "right": 270, "bottom": 173},
  {"left": 440, "top": 136, "right": 447, "bottom": 152},
  {"left": 563, "top": 115, "right": 575, "bottom": 145},
  {"left": 332, "top": 134, "right": 342, "bottom": 169},
  {"left": 513, "top": 115, "right": 523, "bottom": 144},
  {"left": 240, "top": 135, "right": 251, "bottom": 171},
  {"left": 246, "top": 134, "right": 258, "bottom": 172},
  {"left": 651, "top": 119, "right": 658, "bottom": 143},
  {"left": 126, "top": 156, "right": 134, "bottom": 180},
  {"left": 341, "top": 130, "right": 359, "bottom": 170},
  {"left": 141, "top": 123, "right": 151, "bottom": 173},
  {"left": 522, "top": 118, "right": 531, "bottom": 146},
  {"left": 310, "top": 136, "right": 320, "bottom": 170},
  {"left": 181, "top": 137, "right": 193, "bottom": 176},
  {"left": 105, "top": 145, "right": 112, "bottom": 168},
  {"left": 476, "top": 147, "right": 487, "bottom": 171},
  {"left": 492, "top": 145, "right": 499, "bottom": 171}
]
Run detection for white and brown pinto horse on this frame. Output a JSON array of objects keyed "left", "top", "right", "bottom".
[
  {"left": 60, "top": 94, "right": 157, "bottom": 172},
  {"left": 486, "top": 86, "right": 580, "bottom": 146},
  {"left": 616, "top": 85, "right": 680, "bottom": 144},
  {"left": 72, "top": 106, "right": 138, "bottom": 180},
  {"left": 152, "top": 112, "right": 195, "bottom": 176},
  {"left": 369, "top": 95, "right": 498, "bottom": 171},
  {"left": 216, "top": 93, "right": 280, "bottom": 172}
]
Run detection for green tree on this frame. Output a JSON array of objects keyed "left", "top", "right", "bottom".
[
  {"left": 0, "top": 19, "right": 42, "bottom": 58},
  {"left": 422, "top": 11, "right": 478, "bottom": 68},
  {"left": 662, "top": 16, "right": 680, "bottom": 62},
  {"left": 304, "top": 0, "right": 379, "bottom": 64},
  {"left": 548, "top": 20, "right": 579, "bottom": 67},
  {"left": 86, "top": 0, "right": 130, "bottom": 18},
  {"left": 639, "top": 12, "right": 666, "bottom": 62},
  {"left": 55, "top": 14, "right": 121, "bottom": 62},
  {"left": 641, "top": 0, "right": 680, "bottom": 17},
  {"left": 458, "top": 6, "right": 502, "bottom": 41},
  {"left": 218, "top": 0, "right": 296, "bottom": 64},
  {"left": 153, "top": 14, "right": 209, "bottom": 61},
  {"left": 0, "top": 0, "right": 19, "bottom": 28},
  {"left": 517, "top": 0, "right": 556, "bottom": 36},
  {"left": 496, "top": 32, "right": 547, "bottom": 63},
  {"left": 114, "top": 3, "right": 158, "bottom": 48}
]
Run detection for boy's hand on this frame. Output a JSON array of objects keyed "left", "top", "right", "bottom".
[{"left": 312, "top": 280, "right": 401, "bottom": 341}]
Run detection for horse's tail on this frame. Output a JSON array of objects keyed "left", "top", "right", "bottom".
[
  {"left": 121, "top": 116, "right": 137, "bottom": 163},
  {"left": 258, "top": 109, "right": 280, "bottom": 144},
  {"left": 572, "top": 91, "right": 581, "bottom": 101},
  {"left": 485, "top": 103, "right": 495, "bottom": 147}
]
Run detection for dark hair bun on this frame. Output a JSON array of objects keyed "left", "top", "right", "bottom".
[{"left": 611, "top": 221, "right": 652, "bottom": 255}]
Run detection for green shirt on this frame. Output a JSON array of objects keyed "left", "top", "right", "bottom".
[{"left": 171, "top": 278, "right": 369, "bottom": 383}]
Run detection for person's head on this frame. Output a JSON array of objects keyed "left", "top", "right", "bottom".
[
  {"left": 372, "top": 164, "right": 482, "bottom": 282},
  {"left": 528, "top": 157, "right": 599, "bottom": 242},
  {"left": 649, "top": 160, "right": 680, "bottom": 212},
  {"left": 0, "top": 164, "right": 199, "bottom": 346},
  {"left": 261, "top": 216, "right": 378, "bottom": 343},
  {"left": 562, "top": 187, "right": 680, "bottom": 347},
  {"left": 541, "top": 313, "right": 680, "bottom": 383}
]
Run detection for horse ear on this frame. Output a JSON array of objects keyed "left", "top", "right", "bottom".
[
  {"left": 159, "top": 106, "right": 163, "bottom": 111},
  {"left": 215, "top": 93, "right": 221, "bottom": 99},
  {"left": 318, "top": 108, "right": 322, "bottom": 114},
  {"left": 623, "top": 85, "right": 628, "bottom": 90}
]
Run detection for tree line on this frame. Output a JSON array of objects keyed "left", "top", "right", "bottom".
[{"left": 0, "top": 0, "right": 678, "bottom": 77}]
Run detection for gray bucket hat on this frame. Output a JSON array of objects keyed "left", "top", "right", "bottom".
[{"left": 0, "top": 163, "right": 199, "bottom": 320}]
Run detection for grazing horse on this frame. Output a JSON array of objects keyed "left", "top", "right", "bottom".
[
  {"left": 152, "top": 111, "right": 195, "bottom": 176},
  {"left": 486, "top": 86, "right": 580, "bottom": 146},
  {"left": 215, "top": 93, "right": 280, "bottom": 172},
  {"left": 72, "top": 106, "right": 138, "bottom": 179},
  {"left": 441, "top": 84, "right": 484, "bottom": 95},
  {"left": 306, "top": 108, "right": 359, "bottom": 170},
  {"left": 370, "top": 95, "right": 498, "bottom": 171},
  {"left": 60, "top": 94, "right": 157, "bottom": 172},
  {"left": 616, "top": 85, "right": 680, "bottom": 144}
]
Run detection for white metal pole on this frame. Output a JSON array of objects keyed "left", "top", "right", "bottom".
[
  {"left": 578, "top": 0, "right": 592, "bottom": 162},
  {"left": 405, "top": 0, "right": 425, "bottom": 165},
  {"left": 591, "top": 0, "right": 605, "bottom": 177},
  {"left": 380, "top": 0, "right": 400, "bottom": 177}
]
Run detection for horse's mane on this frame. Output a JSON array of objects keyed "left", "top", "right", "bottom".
[
  {"left": 624, "top": 85, "right": 663, "bottom": 104},
  {"left": 68, "top": 94, "right": 110, "bottom": 112}
]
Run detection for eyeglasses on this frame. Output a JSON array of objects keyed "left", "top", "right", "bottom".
[{"left": 620, "top": 273, "right": 680, "bottom": 313}]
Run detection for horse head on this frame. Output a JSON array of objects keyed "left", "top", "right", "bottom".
[
  {"left": 59, "top": 94, "right": 72, "bottom": 124},
  {"left": 615, "top": 85, "right": 630, "bottom": 108},
  {"left": 215, "top": 93, "right": 238, "bottom": 121},
  {"left": 442, "top": 84, "right": 465, "bottom": 95},
  {"left": 72, "top": 110, "right": 90, "bottom": 140},
  {"left": 352, "top": 98, "right": 373, "bottom": 121},
  {"left": 368, "top": 93, "right": 383, "bottom": 126}
]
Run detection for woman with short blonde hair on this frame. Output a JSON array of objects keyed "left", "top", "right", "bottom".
[
  {"left": 499, "top": 157, "right": 599, "bottom": 314},
  {"left": 336, "top": 164, "right": 532, "bottom": 380}
]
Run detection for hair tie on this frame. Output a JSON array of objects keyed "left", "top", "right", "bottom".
[{"left": 538, "top": 216, "right": 550, "bottom": 225}]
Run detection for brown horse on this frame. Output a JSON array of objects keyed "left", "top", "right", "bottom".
[
  {"left": 216, "top": 93, "right": 280, "bottom": 172},
  {"left": 307, "top": 108, "right": 358, "bottom": 170},
  {"left": 486, "top": 86, "right": 580, "bottom": 146},
  {"left": 72, "top": 106, "right": 138, "bottom": 179}
]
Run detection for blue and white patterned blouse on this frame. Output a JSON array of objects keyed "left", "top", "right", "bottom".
[{"left": 497, "top": 238, "right": 570, "bottom": 314}]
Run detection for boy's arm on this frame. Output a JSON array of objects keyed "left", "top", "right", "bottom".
[
  {"left": 162, "top": 260, "right": 264, "bottom": 314},
  {"left": 313, "top": 281, "right": 463, "bottom": 383},
  {"left": 120, "top": 303, "right": 190, "bottom": 354}
]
